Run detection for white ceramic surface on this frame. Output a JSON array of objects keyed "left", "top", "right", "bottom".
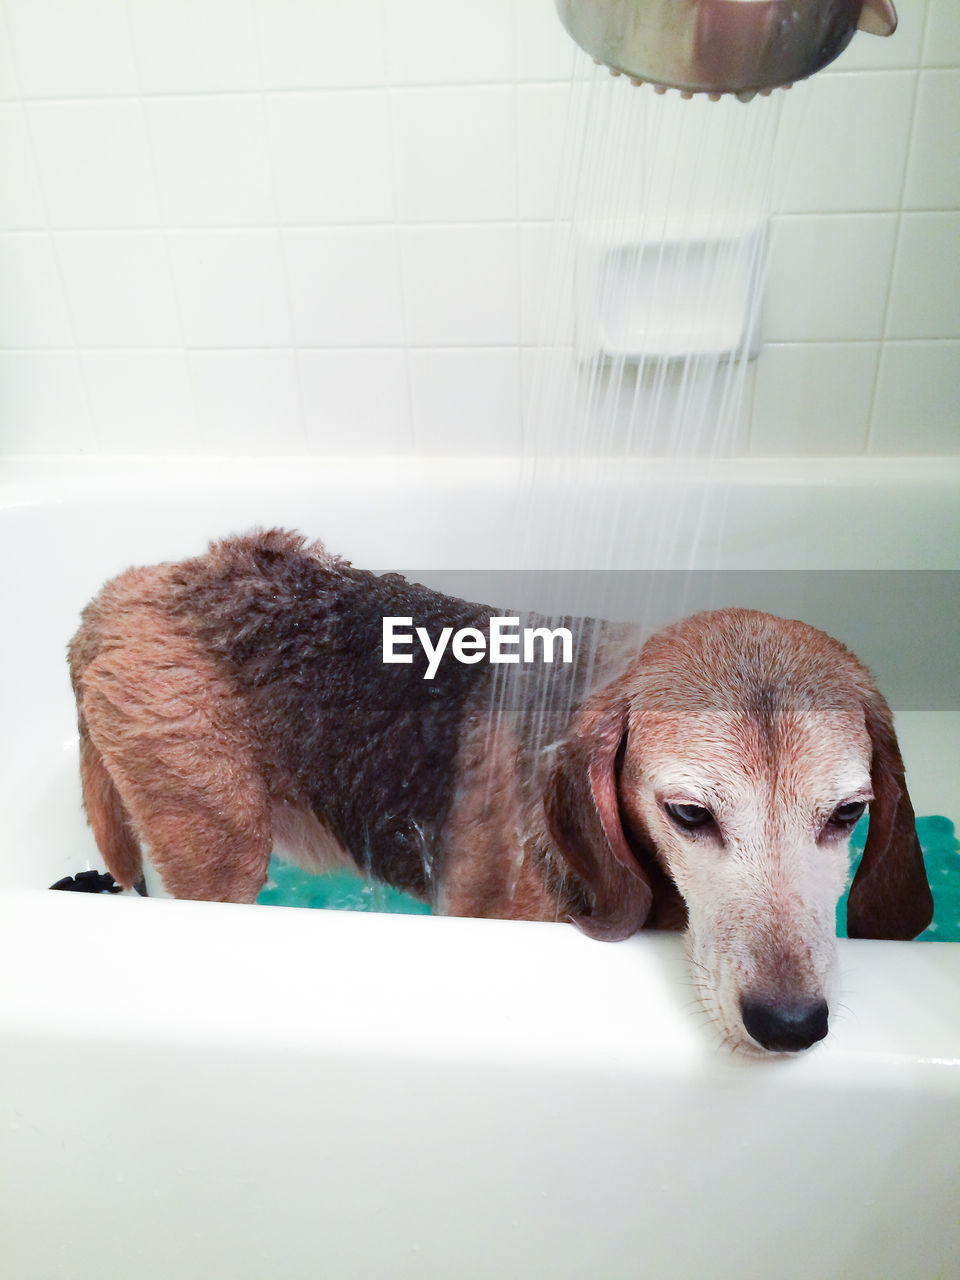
[{"left": 0, "top": 455, "right": 958, "bottom": 1280}]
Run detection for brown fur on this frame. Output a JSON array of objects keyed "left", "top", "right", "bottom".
[
  {"left": 71, "top": 563, "right": 272, "bottom": 901},
  {"left": 68, "top": 530, "right": 933, "bottom": 1052}
]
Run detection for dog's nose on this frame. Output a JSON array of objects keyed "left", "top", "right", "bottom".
[{"left": 740, "top": 995, "right": 829, "bottom": 1052}]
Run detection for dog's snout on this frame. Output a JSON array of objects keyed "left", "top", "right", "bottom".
[{"left": 739, "top": 994, "right": 829, "bottom": 1053}]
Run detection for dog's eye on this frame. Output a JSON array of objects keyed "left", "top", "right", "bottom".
[
  {"left": 829, "top": 800, "right": 867, "bottom": 829},
  {"left": 664, "top": 802, "right": 714, "bottom": 832}
]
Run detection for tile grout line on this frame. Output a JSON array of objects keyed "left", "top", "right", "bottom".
[
  {"left": 512, "top": 0, "right": 524, "bottom": 450},
  {"left": 2, "top": 0, "right": 99, "bottom": 452},
  {"left": 864, "top": 1, "right": 933, "bottom": 452},
  {"left": 382, "top": 7, "right": 418, "bottom": 456},
  {"left": 251, "top": 0, "right": 310, "bottom": 454},
  {"left": 7, "top": 338, "right": 957, "bottom": 356},
  {"left": 6, "top": 63, "right": 954, "bottom": 108},
  {"left": 2, "top": 204, "right": 958, "bottom": 239},
  {"left": 119, "top": 0, "right": 197, "bottom": 451}
]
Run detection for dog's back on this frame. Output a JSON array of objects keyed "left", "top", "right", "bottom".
[{"left": 69, "top": 530, "right": 494, "bottom": 901}]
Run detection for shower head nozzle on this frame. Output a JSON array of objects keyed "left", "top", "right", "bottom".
[{"left": 555, "top": 0, "right": 898, "bottom": 101}]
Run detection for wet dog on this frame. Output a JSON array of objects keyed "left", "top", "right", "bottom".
[{"left": 69, "top": 529, "right": 932, "bottom": 1053}]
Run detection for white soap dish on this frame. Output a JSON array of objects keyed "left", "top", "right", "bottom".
[{"left": 575, "top": 218, "right": 767, "bottom": 363}]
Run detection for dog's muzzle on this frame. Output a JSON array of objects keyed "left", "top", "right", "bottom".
[{"left": 739, "top": 994, "right": 829, "bottom": 1053}]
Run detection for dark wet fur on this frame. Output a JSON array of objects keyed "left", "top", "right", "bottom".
[{"left": 167, "top": 531, "right": 494, "bottom": 896}]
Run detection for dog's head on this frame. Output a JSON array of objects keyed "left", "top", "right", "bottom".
[{"left": 545, "top": 609, "right": 932, "bottom": 1054}]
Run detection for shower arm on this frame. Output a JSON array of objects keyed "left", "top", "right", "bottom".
[{"left": 555, "top": 0, "right": 899, "bottom": 101}]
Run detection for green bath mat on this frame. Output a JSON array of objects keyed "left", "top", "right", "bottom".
[
  {"left": 257, "top": 856, "right": 432, "bottom": 916},
  {"left": 258, "top": 816, "right": 960, "bottom": 941},
  {"left": 837, "top": 815, "right": 959, "bottom": 942}
]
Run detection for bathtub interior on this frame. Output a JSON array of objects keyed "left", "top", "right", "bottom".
[
  {"left": 1, "top": 455, "right": 959, "bottom": 1280},
  {"left": 1, "top": 454, "right": 958, "bottom": 891}
]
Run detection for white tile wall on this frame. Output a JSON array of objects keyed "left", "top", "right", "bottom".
[
  {"left": 871, "top": 340, "right": 960, "bottom": 452},
  {"left": 0, "top": 350, "right": 91, "bottom": 451},
  {"left": 284, "top": 228, "right": 405, "bottom": 346},
  {"left": 517, "top": 0, "right": 580, "bottom": 81},
  {"left": 924, "top": 0, "right": 960, "bottom": 65},
  {"left": 0, "top": 104, "right": 44, "bottom": 227},
  {"left": 0, "top": 0, "right": 957, "bottom": 458},
  {"left": 517, "top": 84, "right": 570, "bottom": 221},
  {"left": 255, "top": 0, "right": 388, "bottom": 91},
  {"left": 773, "top": 73, "right": 914, "bottom": 214},
  {"left": 55, "top": 233, "right": 181, "bottom": 347},
  {"left": 168, "top": 231, "right": 291, "bottom": 346},
  {"left": 266, "top": 92, "right": 396, "bottom": 225},
  {"left": 392, "top": 87, "right": 517, "bottom": 223},
  {"left": 763, "top": 215, "right": 899, "bottom": 342},
  {"left": 127, "top": 0, "right": 262, "bottom": 96},
  {"left": 751, "top": 343, "right": 879, "bottom": 454},
  {"left": 409, "top": 348, "right": 522, "bottom": 452},
  {"left": 85, "top": 348, "right": 193, "bottom": 451},
  {"left": 298, "top": 348, "right": 411, "bottom": 453},
  {"left": 904, "top": 71, "right": 960, "bottom": 207},
  {"left": 399, "top": 226, "right": 520, "bottom": 347},
  {"left": 519, "top": 222, "right": 577, "bottom": 346},
  {"left": 521, "top": 345, "right": 755, "bottom": 456},
  {"left": 187, "top": 348, "right": 305, "bottom": 452},
  {"left": 27, "top": 100, "right": 159, "bottom": 227},
  {"left": 827, "top": 0, "right": 926, "bottom": 68},
  {"left": 145, "top": 97, "right": 276, "bottom": 227},
  {"left": 0, "top": 234, "right": 72, "bottom": 344},
  {"left": 383, "top": 0, "right": 517, "bottom": 86},
  {"left": 887, "top": 213, "right": 960, "bottom": 338},
  {"left": 0, "top": 10, "right": 17, "bottom": 98},
  {"left": 4, "top": 0, "right": 139, "bottom": 97}
]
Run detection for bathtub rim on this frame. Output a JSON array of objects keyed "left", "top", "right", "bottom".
[
  {"left": 2, "top": 452, "right": 959, "bottom": 1280},
  {"left": 3, "top": 884, "right": 959, "bottom": 1071},
  {"left": 2, "top": 452, "right": 958, "bottom": 573},
  {"left": 3, "top": 450, "right": 960, "bottom": 502}
]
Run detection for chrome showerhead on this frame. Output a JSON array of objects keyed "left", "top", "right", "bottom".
[{"left": 555, "top": 0, "right": 898, "bottom": 101}]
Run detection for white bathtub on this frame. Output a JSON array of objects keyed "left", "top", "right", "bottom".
[{"left": 1, "top": 454, "right": 959, "bottom": 1280}]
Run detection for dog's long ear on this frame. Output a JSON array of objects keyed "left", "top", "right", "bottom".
[
  {"left": 544, "top": 685, "right": 653, "bottom": 941},
  {"left": 846, "top": 693, "right": 933, "bottom": 940}
]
